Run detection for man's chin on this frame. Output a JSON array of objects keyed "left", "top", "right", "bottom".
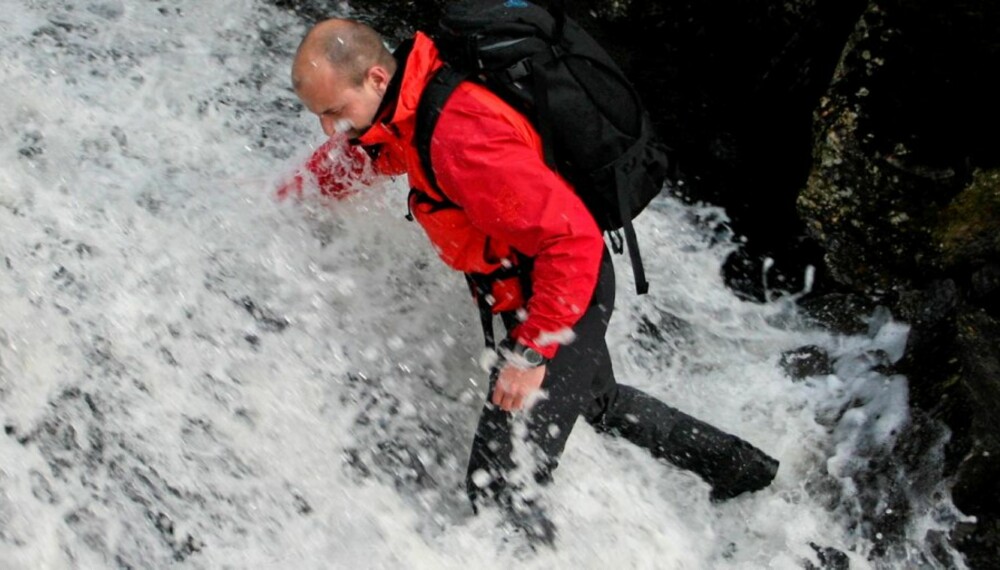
[
  {"left": 348, "top": 124, "right": 373, "bottom": 140},
  {"left": 328, "top": 129, "right": 362, "bottom": 143}
]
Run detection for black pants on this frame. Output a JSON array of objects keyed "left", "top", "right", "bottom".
[{"left": 466, "top": 251, "right": 779, "bottom": 509}]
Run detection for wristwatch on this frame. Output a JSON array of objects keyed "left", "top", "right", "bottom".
[{"left": 499, "top": 338, "right": 548, "bottom": 368}]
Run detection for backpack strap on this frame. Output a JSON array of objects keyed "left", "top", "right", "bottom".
[
  {"left": 550, "top": 0, "right": 567, "bottom": 44},
  {"left": 415, "top": 67, "right": 542, "bottom": 350},
  {"left": 612, "top": 122, "right": 656, "bottom": 296},
  {"left": 465, "top": 274, "right": 499, "bottom": 349},
  {"left": 530, "top": 53, "right": 559, "bottom": 170},
  {"left": 616, "top": 167, "right": 649, "bottom": 295},
  {"left": 416, "top": 65, "right": 502, "bottom": 350},
  {"left": 464, "top": 254, "right": 535, "bottom": 350},
  {"left": 415, "top": 65, "right": 467, "bottom": 200}
]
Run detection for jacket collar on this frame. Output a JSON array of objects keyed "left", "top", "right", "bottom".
[
  {"left": 354, "top": 32, "right": 442, "bottom": 148},
  {"left": 367, "top": 38, "right": 412, "bottom": 131}
]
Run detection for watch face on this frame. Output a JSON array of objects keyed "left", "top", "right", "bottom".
[
  {"left": 522, "top": 347, "right": 544, "bottom": 366},
  {"left": 501, "top": 339, "right": 545, "bottom": 367}
]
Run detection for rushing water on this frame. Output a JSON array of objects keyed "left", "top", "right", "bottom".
[{"left": 0, "top": 1, "right": 969, "bottom": 568}]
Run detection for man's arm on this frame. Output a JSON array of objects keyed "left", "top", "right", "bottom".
[{"left": 430, "top": 85, "right": 606, "bottom": 360}]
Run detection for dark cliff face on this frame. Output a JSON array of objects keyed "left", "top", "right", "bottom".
[
  {"left": 595, "top": 0, "right": 870, "bottom": 300},
  {"left": 798, "top": 2, "right": 1000, "bottom": 567},
  {"left": 275, "top": 0, "right": 1000, "bottom": 565}
]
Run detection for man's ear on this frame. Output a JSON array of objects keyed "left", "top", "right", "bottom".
[{"left": 366, "top": 64, "right": 391, "bottom": 96}]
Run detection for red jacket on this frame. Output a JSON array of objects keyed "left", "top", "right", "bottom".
[{"left": 283, "top": 33, "right": 604, "bottom": 358}]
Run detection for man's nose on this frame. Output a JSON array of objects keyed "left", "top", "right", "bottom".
[{"left": 320, "top": 116, "right": 335, "bottom": 137}]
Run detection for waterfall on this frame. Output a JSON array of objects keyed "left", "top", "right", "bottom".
[{"left": 0, "top": 1, "right": 967, "bottom": 567}]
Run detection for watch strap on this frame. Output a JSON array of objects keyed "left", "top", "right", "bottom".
[{"left": 499, "top": 338, "right": 548, "bottom": 368}]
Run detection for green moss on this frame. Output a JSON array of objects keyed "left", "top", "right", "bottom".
[{"left": 934, "top": 168, "right": 1000, "bottom": 265}]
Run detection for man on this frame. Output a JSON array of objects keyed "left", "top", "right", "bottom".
[{"left": 287, "top": 18, "right": 778, "bottom": 544}]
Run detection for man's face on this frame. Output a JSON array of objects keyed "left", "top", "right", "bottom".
[{"left": 295, "top": 59, "right": 386, "bottom": 139}]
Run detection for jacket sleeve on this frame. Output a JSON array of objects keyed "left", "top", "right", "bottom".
[
  {"left": 277, "top": 137, "right": 373, "bottom": 200},
  {"left": 430, "top": 86, "right": 605, "bottom": 359}
]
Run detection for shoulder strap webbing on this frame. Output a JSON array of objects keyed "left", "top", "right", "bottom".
[
  {"left": 616, "top": 167, "right": 649, "bottom": 294},
  {"left": 415, "top": 65, "right": 467, "bottom": 199},
  {"left": 416, "top": 66, "right": 500, "bottom": 349},
  {"left": 550, "top": 0, "right": 567, "bottom": 44}
]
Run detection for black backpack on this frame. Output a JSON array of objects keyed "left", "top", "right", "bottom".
[{"left": 414, "top": 0, "right": 671, "bottom": 341}]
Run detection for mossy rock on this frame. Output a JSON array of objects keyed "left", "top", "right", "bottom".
[{"left": 934, "top": 168, "right": 1000, "bottom": 268}]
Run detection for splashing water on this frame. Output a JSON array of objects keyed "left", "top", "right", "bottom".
[{"left": 0, "top": 1, "right": 968, "bottom": 568}]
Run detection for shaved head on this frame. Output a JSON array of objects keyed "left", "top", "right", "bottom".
[
  {"left": 293, "top": 19, "right": 395, "bottom": 89},
  {"left": 291, "top": 19, "right": 396, "bottom": 139}
]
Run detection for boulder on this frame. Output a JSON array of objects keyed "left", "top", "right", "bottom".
[{"left": 798, "top": 2, "right": 1000, "bottom": 565}]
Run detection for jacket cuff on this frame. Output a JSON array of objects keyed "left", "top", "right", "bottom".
[{"left": 510, "top": 324, "right": 565, "bottom": 360}]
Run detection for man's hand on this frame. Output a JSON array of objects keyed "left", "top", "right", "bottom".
[
  {"left": 277, "top": 137, "right": 369, "bottom": 200},
  {"left": 491, "top": 363, "right": 547, "bottom": 412}
]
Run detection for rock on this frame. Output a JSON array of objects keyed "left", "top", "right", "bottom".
[
  {"left": 798, "top": 292, "right": 876, "bottom": 335},
  {"left": 950, "top": 310, "right": 1000, "bottom": 518},
  {"left": 953, "top": 519, "right": 1000, "bottom": 570},
  {"left": 806, "top": 542, "right": 850, "bottom": 570},
  {"left": 780, "top": 345, "right": 834, "bottom": 380},
  {"left": 934, "top": 168, "right": 1000, "bottom": 268},
  {"left": 969, "top": 263, "right": 1000, "bottom": 315},
  {"left": 794, "top": 3, "right": 1000, "bottom": 563}
]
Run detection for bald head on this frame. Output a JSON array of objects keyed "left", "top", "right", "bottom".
[
  {"left": 293, "top": 19, "right": 395, "bottom": 90},
  {"left": 292, "top": 19, "right": 397, "bottom": 139}
]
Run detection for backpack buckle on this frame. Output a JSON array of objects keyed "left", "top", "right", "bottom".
[{"left": 505, "top": 58, "right": 531, "bottom": 83}]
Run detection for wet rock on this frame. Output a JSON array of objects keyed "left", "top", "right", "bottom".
[
  {"left": 798, "top": 293, "right": 876, "bottom": 335},
  {"left": 632, "top": 308, "right": 693, "bottom": 365},
  {"left": 799, "top": 1, "right": 999, "bottom": 295},
  {"left": 342, "top": 375, "right": 441, "bottom": 490},
  {"left": 780, "top": 345, "right": 833, "bottom": 380},
  {"left": 893, "top": 281, "right": 963, "bottom": 410},
  {"left": 290, "top": 490, "right": 313, "bottom": 515},
  {"left": 18, "top": 130, "right": 45, "bottom": 159},
  {"left": 969, "top": 263, "right": 1000, "bottom": 316},
  {"left": 792, "top": 1, "right": 1000, "bottom": 564},
  {"left": 950, "top": 310, "right": 1000, "bottom": 513},
  {"left": 152, "top": 511, "right": 203, "bottom": 562},
  {"left": 934, "top": 168, "right": 1000, "bottom": 269},
  {"left": 236, "top": 296, "right": 289, "bottom": 332},
  {"left": 805, "top": 542, "right": 850, "bottom": 570},
  {"left": 65, "top": 507, "right": 109, "bottom": 554},
  {"left": 29, "top": 470, "right": 58, "bottom": 504},
  {"left": 953, "top": 519, "right": 1000, "bottom": 570}
]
